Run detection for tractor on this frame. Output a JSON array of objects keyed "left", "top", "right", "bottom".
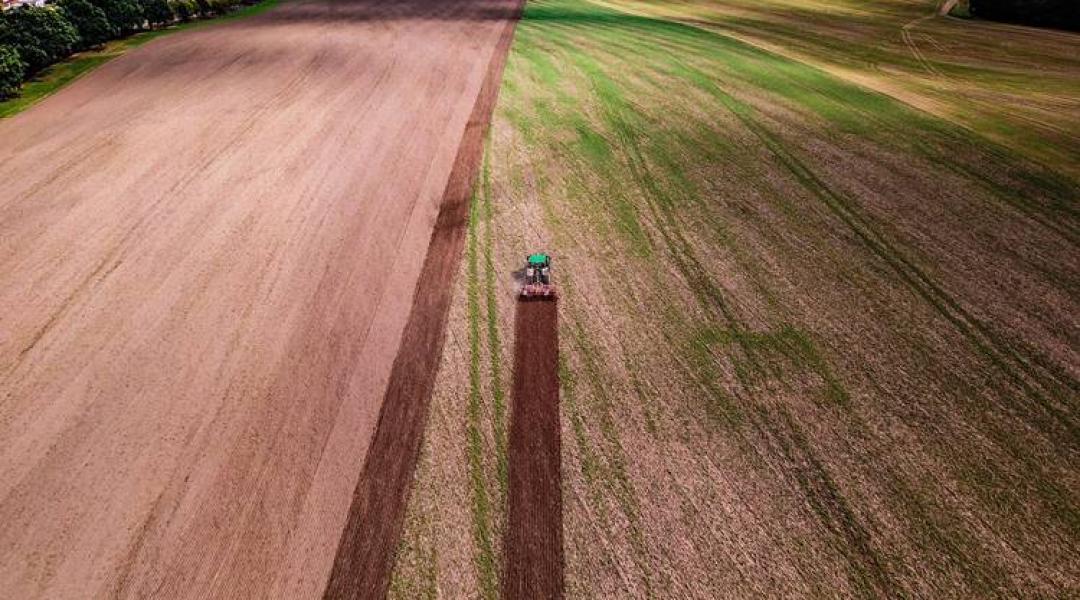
[{"left": 520, "top": 252, "right": 556, "bottom": 299}]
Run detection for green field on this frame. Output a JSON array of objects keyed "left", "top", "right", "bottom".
[
  {"left": 394, "top": 0, "right": 1078, "bottom": 596},
  {"left": 613, "top": 0, "right": 1080, "bottom": 179}
]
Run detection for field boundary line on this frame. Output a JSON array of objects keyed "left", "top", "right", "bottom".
[{"left": 321, "top": 3, "right": 524, "bottom": 598}]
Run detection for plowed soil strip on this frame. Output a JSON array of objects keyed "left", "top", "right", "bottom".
[
  {"left": 503, "top": 298, "right": 563, "bottom": 600},
  {"left": 322, "top": 4, "right": 523, "bottom": 598}
]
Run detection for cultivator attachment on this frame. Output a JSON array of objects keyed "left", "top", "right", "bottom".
[{"left": 520, "top": 252, "right": 557, "bottom": 299}]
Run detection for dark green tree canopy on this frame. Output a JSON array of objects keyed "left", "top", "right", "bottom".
[
  {"left": 58, "top": 0, "right": 118, "bottom": 49},
  {"left": 970, "top": 0, "right": 1080, "bottom": 30},
  {"left": 139, "top": 0, "right": 174, "bottom": 28},
  {"left": 90, "top": 0, "right": 145, "bottom": 36},
  {"left": 168, "top": 0, "right": 195, "bottom": 22},
  {"left": 0, "top": 43, "right": 27, "bottom": 99},
  {"left": 0, "top": 6, "right": 81, "bottom": 74}
]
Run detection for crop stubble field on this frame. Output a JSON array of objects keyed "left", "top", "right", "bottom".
[
  {"left": 613, "top": 0, "right": 1080, "bottom": 179},
  {"left": 392, "top": 0, "right": 1078, "bottom": 597}
]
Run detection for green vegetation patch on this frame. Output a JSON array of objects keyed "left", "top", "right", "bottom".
[{"left": 464, "top": 173, "right": 499, "bottom": 600}]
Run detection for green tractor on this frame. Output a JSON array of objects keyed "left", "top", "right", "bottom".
[{"left": 521, "top": 252, "right": 556, "bottom": 299}]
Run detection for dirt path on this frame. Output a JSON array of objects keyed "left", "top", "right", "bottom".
[
  {"left": 322, "top": 2, "right": 522, "bottom": 597},
  {"left": 901, "top": 1, "right": 951, "bottom": 78},
  {"left": 502, "top": 298, "right": 563, "bottom": 600},
  {"left": 0, "top": 0, "right": 520, "bottom": 597}
]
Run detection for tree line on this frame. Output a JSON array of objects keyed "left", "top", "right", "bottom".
[
  {"left": 969, "top": 0, "right": 1080, "bottom": 30},
  {"left": 1, "top": 0, "right": 262, "bottom": 99}
]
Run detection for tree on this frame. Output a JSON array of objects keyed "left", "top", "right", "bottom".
[
  {"left": 139, "top": 0, "right": 174, "bottom": 28},
  {"left": 58, "top": 0, "right": 117, "bottom": 49},
  {"left": 168, "top": 0, "right": 195, "bottom": 22},
  {"left": 209, "top": 0, "right": 237, "bottom": 14},
  {"left": 970, "top": 0, "right": 1080, "bottom": 30},
  {"left": 0, "top": 44, "right": 26, "bottom": 99},
  {"left": 90, "top": 0, "right": 145, "bottom": 36},
  {"left": 0, "top": 6, "right": 81, "bottom": 75}
]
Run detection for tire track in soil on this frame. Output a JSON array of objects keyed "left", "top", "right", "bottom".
[
  {"left": 502, "top": 298, "right": 563, "bottom": 600},
  {"left": 321, "top": 3, "right": 523, "bottom": 598}
]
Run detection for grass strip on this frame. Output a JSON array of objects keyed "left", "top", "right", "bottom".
[
  {"left": 465, "top": 182, "right": 499, "bottom": 600},
  {"left": 480, "top": 144, "right": 510, "bottom": 502}
]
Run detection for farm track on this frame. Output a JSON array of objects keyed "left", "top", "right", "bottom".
[
  {"left": 0, "top": 0, "right": 521, "bottom": 597},
  {"left": 502, "top": 298, "right": 563, "bottom": 600}
]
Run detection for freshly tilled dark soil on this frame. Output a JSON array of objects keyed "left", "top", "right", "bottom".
[{"left": 502, "top": 297, "right": 563, "bottom": 600}]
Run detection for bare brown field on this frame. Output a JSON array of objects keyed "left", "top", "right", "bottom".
[
  {"left": 503, "top": 298, "right": 563, "bottom": 599},
  {"left": 0, "top": 0, "right": 519, "bottom": 597},
  {"left": 324, "top": 2, "right": 521, "bottom": 596}
]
